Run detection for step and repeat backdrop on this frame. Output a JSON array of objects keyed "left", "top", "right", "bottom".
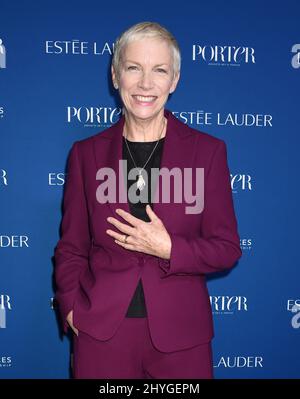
[{"left": 0, "top": 0, "right": 299, "bottom": 379}]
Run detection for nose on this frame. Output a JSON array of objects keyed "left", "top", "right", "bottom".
[{"left": 138, "top": 71, "right": 154, "bottom": 90}]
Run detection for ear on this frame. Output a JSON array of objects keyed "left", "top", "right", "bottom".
[
  {"left": 111, "top": 65, "right": 118, "bottom": 89},
  {"left": 169, "top": 71, "right": 180, "bottom": 94}
]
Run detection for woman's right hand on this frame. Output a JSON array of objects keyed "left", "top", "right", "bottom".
[{"left": 66, "top": 310, "right": 79, "bottom": 336}]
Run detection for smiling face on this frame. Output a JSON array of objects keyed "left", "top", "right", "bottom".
[{"left": 112, "top": 37, "right": 180, "bottom": 121}]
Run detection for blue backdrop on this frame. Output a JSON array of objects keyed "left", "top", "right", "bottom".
[{"left": 1, "top": 0, "right": 299, "bottom": 379}]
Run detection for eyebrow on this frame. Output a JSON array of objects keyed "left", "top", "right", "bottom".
[{"left": 124, "top": 60, "right": 169, "bottom": 67}]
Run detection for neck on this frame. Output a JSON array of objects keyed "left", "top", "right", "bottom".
[{"left": 123, "top": 109, "right": 167, "bottom": 142}]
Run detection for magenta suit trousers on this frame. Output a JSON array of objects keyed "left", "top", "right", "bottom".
[{"left": 72, "top": 316, "right": 214, "bottom": 379}]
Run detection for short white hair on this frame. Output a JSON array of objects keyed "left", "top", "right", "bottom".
[{"left": 112, "top": 21, "right": 181, "bottom": 82}]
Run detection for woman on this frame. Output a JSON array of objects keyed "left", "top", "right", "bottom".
[{"left": 54, "top": 21, "right": 242, "bottom": 379}]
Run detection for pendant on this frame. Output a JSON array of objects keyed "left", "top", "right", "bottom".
[{"left": 137, "top": 170, "right": 146, "bottom": 191}]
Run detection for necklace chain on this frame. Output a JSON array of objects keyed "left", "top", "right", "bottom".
[{"left": 124, "top": 117, "right": 166, "bottom": 191}]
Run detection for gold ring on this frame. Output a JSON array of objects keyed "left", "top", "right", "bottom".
[{"left": 123, "top": 235, "right": 128, "bottom": 243}]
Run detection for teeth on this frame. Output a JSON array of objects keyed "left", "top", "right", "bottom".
[{"left": 134, "top": 95, "right": 156, "bottom": 102}]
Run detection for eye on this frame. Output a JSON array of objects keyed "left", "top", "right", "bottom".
[
  {"left": 156, "top": 68, "right": 167, "bottom": 73},
  {"left": 127, "top": 65, "right": 138, "bottom": 70}
]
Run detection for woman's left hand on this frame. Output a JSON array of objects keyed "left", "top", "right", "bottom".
[{"left": 106, "top": 204, "right": 171, "bottom": 260}]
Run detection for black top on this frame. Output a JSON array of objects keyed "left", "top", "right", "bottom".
[{"left": 122, "top": 135, "right": 165, "bottom": 317}]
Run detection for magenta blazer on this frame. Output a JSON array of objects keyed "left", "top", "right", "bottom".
[{"left": 54, "top": 108, "right": 242, "bottom": 352}]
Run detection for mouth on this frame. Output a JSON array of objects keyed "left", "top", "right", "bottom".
[{"left": 132, "top": 95, "right": 157, "bottom": 106}]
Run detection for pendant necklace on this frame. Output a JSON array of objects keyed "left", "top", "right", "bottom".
[{"left": 124, "top": 118, "right": 166, "bottom": 191}]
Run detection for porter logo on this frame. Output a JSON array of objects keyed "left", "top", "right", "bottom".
[
  {"left": 210, "top": 296, "right": 248, "bottom": 314},
  {"left": 231, "top": 174, "right": 252, "bottom": 193},
  {"left": 192, "top": 44, "right": 255, "bottom": 66},
  {"left": 67, "top": 106, "right": 122, "bottom": 127}
]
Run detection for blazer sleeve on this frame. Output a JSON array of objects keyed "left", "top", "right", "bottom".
[
  {"left": 158, "top": 139, "right": 242, "bottom": 277},
  {"left": 54, "top": 141, "right": 92, "bottom": 333}
]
